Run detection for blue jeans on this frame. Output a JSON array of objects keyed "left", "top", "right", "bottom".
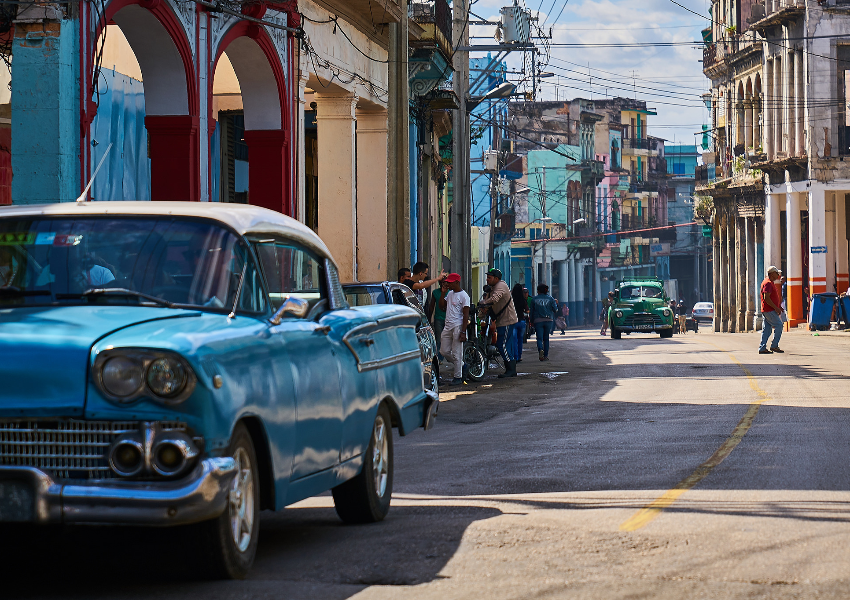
[
  {"left": 511, "top": 320, "right": 527, "bottom": 360},
  {"left": 496, "top": 325, "right": 515, "bottom": 363},
  {"left": 760, "top": 311, "right": 783, "bottom": 351},
  {"left": 534, "top": 321, "right": 554, "bottom": 357}
]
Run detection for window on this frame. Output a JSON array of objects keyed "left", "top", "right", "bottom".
[
  {"left": 344, "top": 286, "right": 386, "bottom": 307},
  {"left": 251, "top": 238, "right": 325, "bottom": 313}
]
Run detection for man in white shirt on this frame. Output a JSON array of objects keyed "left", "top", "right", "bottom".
[{"left": 438, "top": 273, "right": 470, "bottom": 385}]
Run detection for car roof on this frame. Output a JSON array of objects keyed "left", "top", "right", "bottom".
[{"left": 0, "top": 201, "right": 334, "bottom": 262}]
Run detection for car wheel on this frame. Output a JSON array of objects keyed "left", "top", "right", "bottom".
[
  {"left": 611, "top": 327, "right": 622, "bottom": 340},
  {"left": 429, "top": 358, "right": 439, "bottom": 393},
  {"left": 197, "top": 422, "right": 260, "bottom": 579},
  {"left": 660, "top": 328, "right": 673, "bottom": 338},
  {"left": 332, "top": 403, "right": 393, "bottom": 523},
  {"left": 462, "top": 342, "right": 486, "bottom": 381}
]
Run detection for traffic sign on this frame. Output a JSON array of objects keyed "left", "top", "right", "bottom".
[
  {"left": 811, "top": 246, "right": 828, "bottom": 254},
  {"left": 702, "top": 225, "right": 713, "bottom": 238}
]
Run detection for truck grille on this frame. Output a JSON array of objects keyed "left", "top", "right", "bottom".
[
  {"left": 0, "top": 420, "right": 187, "bottom": 481},
  {"left": 624, "top": 313, "right": 663, "bottom": 327}
]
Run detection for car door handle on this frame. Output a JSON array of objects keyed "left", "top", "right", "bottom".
[
  {"left": 315, "top": 325, "right": 331, "bottom": 335},
  {"left": 360, "top": 337, "right": 375, "bottom": 346}
]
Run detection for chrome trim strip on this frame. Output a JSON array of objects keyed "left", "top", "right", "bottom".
[
  {"left": 0, "top": 457, "right": 236, "bottom": 525},
  {"left": 356, "top": 349, "right": 422, "bottom": 373}
]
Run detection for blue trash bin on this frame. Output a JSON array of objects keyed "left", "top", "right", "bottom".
[
  {"left": 840, "top": 296, "right": 850, "bottom": 327},
  {"left": 809, "top": 293, "right": 838, "bottom": 330}
]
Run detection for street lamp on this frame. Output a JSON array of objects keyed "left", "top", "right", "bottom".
[{"left": 467, "top": 82, "right": 517, "bottom": 112}]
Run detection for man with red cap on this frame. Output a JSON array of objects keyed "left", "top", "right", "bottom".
[{"left": 439, "top": 273, "right": 470, "bottom": 385}]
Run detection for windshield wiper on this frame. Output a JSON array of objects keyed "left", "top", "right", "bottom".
[
  {"left": 0, "top": 287, "right": 52, "bottom": 297},
  {"left": 57, "top": 288, "right": 175, "bottom": 308}
]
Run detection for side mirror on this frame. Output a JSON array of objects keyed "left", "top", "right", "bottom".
[{"left": 270, "top": 295, "right": 310, "bottom": 325}]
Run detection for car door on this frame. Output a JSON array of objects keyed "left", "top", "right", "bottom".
[
  {"left": 389, "top": 284, "right": 435, "bottom": 385},
  {"left": 252, "top": 237, "right": 344, "bottom": 481}
]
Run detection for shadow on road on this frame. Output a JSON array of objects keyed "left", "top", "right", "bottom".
[{"left": 0, "top": 503, "right": 502, "bottom": 599}]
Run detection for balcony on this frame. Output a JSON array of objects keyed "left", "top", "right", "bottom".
[
  {"left": 623, "top": 137, "right": 659, "bottom": 151},
  {"left": 582, "top": 159, "right": 605, "bottom": 180},
  {"left": 409, "top": 0, "right": 452, "bottom": 58},
  {"left": 702, "top": 31, "right": 761, "bottom": 75},
  {"left": 648, "top": 158, "right": 667, "bottom": 178},
  {"left": 630, "top": 181, "right": 659, "bottom": 194},
  {"left": 751, "top": 0, "right": 805, "bottom": 31}
]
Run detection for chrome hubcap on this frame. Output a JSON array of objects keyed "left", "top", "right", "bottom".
[
  {"left": 228, "top": 447, "right": 254, "bottom": 552},
  {"left": 372, "top": 416, "right": 389, "bottom": 498}
]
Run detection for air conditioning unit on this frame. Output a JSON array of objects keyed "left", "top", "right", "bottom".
[{"left": 500, "top": 6, "right": 530, "bottom": 44}]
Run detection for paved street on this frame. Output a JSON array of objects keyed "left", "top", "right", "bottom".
[{"left": 6, "top": 327, "right": 850, "bottom": 599}]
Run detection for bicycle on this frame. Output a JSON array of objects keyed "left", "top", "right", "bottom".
[{"left": 462, "top": 303, "right": 505, "bottom": 381}]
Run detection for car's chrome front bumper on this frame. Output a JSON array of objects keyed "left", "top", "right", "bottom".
[
  {"left": 616, "top": 324, "right": 673, "bottom": 333},
  {"left": 0, "top": 457, "right": 236, "bottom": 525}
]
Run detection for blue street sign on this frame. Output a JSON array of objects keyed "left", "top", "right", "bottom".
[{"left": 811, "top": 246, "right": 828, "bottom": 254}]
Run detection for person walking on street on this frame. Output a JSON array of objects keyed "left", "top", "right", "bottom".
[
  {"left": 530, "top": 284, "right": 558, "bottom": 361},
  {"left": 479, "top": 269, "right": 518, "bottom": 378},
  {"left": 677, "top": 299, "right": 687, "bottom": 334},
  {"left": 759, "top": 266, "right": 785, "bottom": 354},
  {"left": 439, "top": 273, "right": 470, "bottom": 384},
  {"left": 510, "top": 283, "right": 528, "bottom": 363},
  {"left": 556, "top": 302, "right": 568, "bottom": 334},
  {"left": 600, "top": 291, "right": 615, "bottom": 335},
  {"left": 429, "top": 279, "right": 448, "bottom": 361}
]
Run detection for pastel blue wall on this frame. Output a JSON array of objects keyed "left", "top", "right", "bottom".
[
  {"left": 665, "top": 144, "right": 699, "bottom": 177},
  {"left": 526, "top": 146, "right": 581, "bottom": 225},
  {"left": 470, "top": 55, "right": 506, "bottom": 227},
  {"left": 12, "top": 19, "right": 80, "bottom": 204}
]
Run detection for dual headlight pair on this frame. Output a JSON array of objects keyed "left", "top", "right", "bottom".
[{"left": 93, "top": 349, "right": 196, "bottom": 405}]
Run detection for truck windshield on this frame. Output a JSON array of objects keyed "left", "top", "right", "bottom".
[
  {"left": 620, "top": 285, "right": 664, "bottom": 299},
  {"left": 0, "top": 216, "right": 252, "bottom": 310}
]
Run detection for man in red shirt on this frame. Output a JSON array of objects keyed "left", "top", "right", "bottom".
[{"left": 759, "top": 265, "right": 785, "bottom": 354}]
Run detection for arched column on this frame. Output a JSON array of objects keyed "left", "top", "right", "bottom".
[
  {"left": 98, "top": 1, "right": 200, "bottom": 201},
  {"left": 213, "top": 24, "right": 292, "bottom": 215}
]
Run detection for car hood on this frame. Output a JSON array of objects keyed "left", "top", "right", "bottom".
[
  {"left": 0, "top": 306, "right": 200, "bottom": 417},
  {"left": 619, "top": 299, "right": 666, "bottom": 313}
]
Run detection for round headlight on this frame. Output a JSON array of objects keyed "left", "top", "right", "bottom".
[
  {"left": 146, "top": 357, "right": 188, "bottom": 398},
  {"left": 615, "top": 310, "right": 623, "bottom": 318},
  {"left": 101, "top": 356, "right": 144, "bottom": 398},
  {"left": 662, "top": 308, "right": 671, "bottom": 317}
]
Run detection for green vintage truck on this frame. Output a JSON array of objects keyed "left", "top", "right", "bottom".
[{"left": 608, "top": 277, "right": 674, "bottom": 339}]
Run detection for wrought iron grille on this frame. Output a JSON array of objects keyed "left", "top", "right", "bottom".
[{"left": 0, "top": 420, "right": 187, "bottom": 480}]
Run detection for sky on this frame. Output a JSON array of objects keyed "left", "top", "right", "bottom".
[{"left": 467, "top": 0, "right": 713, "bottom": 148}]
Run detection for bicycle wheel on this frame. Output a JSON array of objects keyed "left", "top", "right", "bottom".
[{"left": 462, "top": 342, "right": 486, "bottom": 381}]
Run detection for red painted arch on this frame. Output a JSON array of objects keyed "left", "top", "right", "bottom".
[{"left": 210, "top": 21, "right": 293, "bottom": 216}]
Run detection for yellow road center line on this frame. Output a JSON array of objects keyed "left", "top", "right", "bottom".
[{"left": 619, "top": 342, "right": 771, "bottom": 532}]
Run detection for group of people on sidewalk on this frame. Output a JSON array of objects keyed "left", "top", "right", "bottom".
[{"left": 399, "top": 266, "right": 564, "bottom": 386}]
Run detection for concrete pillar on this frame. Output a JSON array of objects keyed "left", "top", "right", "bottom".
[
  {"left": 754, "top": 93, "right": 762, "bottom": 151},
  {"left": 837, "top": 193, "right": 849, "bottom": 294},
  {"left": 569, "top": 256, "right": 578, "bottom": 326},
  {"left": 746, "top": 218, "right": 757, "bottom": 331},
  {"left": 244, "top": 130, "right": 289, "bottom": 215},
  {"left": 558, "top": 260, "right": 569, "bottom": 304},
  {"left": 808, "top": 187, "right": 827, "bottom": 296},
  {"left": 826, "top": 193, "right": 836, "bottom": 293},
  {"left": 356, "top": 108, "right": 389, "bottom": 282},
  {"left": 719, "top": 208, "right": 729, "bottom": 332},
  {"left": 146, "top": 116, "right": 201, "bottom": 202},
  {"left": 713, "top": 212, "right": 721, "bottom": 332},
  {"left": 786, "top": 191, "right": 804, "bottom": 326},
  {"left": 787, "top": 48, "right": 796, "bottom": 156},
  {"left": 316, "top": 92, "right": 358, "bottom": 281},
  {"left": 755, "top": 217, "right": 765, "bottom": 329},
  {"left": 765, "top": 190, "right": 782, "bottom": 270},
  {"left": 577, "top": 262, "right": 586, "bottom": 326},
  {"left": 595, "top": 267, "right": 602, "bottom": 323},
  {"left": 775, "top": 54, "right": 783, "bottom": 156},
  {"left": 388, "top": 8, "right": 410, "bottom": 280},
  {"left": 12, "top": 14, "right": 80, "bottom": 204},
  {"left": 765, "top": 60, "right": 774, "bottom": 159},
  {"left": 744, "top": 100, "right": 753, "bottom": 150},
  {"left": 795, "top": 50, "right": 804, "bottom": 157},
  {"left": 737, "top": 216, "right": 747, "bottom": 332},
  {"left": 726, "top": 206, "right": 738, "bottom": 333}
]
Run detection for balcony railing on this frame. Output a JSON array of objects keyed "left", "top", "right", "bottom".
[
  {"left": 695, "top": 164, "right": 717, "bottom": 186},
  {"left": 623, "top": 138, "right": 659, "bottom": 151},
  {"left": 409, "top": 0, "right": 452, "bottom": 52},
  {"left": 765, "top": 0, "right": 805, "bottom": 12},
  {"left": 630, "top": 181, "right": 659, "bottom": 194}
]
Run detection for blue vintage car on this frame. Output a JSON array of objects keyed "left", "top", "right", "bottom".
[{"left": 0, "top": 202, "right": 437, "bottom": 578}]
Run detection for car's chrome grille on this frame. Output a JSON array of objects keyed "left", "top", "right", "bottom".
[
  {"left": 624, "top": 313, "right": 663, "bottom": 327},
  {"left": 0, "top": 420, "right": 187, "bottom": 480}
]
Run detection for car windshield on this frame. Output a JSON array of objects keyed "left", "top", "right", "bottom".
[
  {"left": 0, "top": 216, "right": 253, "bottom": 310},
  {"left": 619, "top": 285, "right": 663, "bottom": 299},
  {"left": 344, "top": 286, "right": 387, "bottom": 307}
]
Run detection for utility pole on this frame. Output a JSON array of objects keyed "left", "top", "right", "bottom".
[
  {"left": 452, "top": 0, "right": 471, "bottom": 285},
  {"left": 541, "top": 166, "right": 548, "bottom": 290}
]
